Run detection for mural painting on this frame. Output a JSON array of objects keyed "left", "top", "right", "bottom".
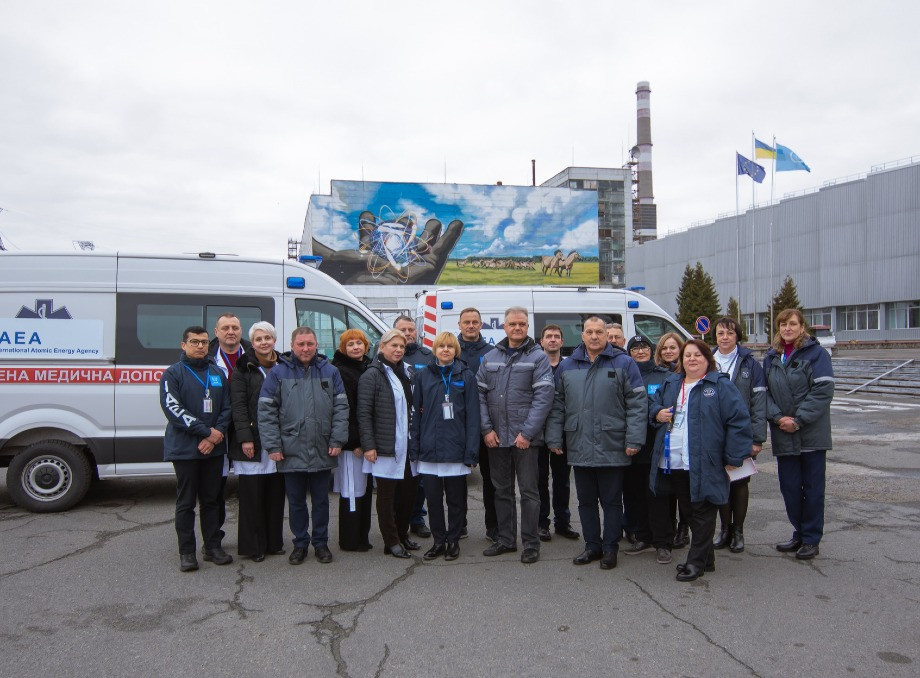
[{"left": 305, "top": 181, "right": 599, "bottom": 285}]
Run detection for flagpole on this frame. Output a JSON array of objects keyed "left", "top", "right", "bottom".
[
  {"left": 751, "top": 131, "right": 756, "bottom": 210},
  {"left": 768, "top": 134, "right": 777, "bottom": 340},
  {"left": 736, "top": 156, "right": 741, "bottom": 321}
]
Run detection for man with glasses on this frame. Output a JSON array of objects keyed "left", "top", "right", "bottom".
[{"left": 160, "top": 326, "right": 233, "bottom": 572}]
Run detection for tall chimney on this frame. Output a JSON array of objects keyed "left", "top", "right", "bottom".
[
  {"left": 636, "top": 81, "right": 653, "bottom": 203},
  {"left": 634, "top": 81, "right": 657, "bottom": 242}
]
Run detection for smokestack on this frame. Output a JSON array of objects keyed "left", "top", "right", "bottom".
[
  {"left": 636, "top": 81, "right": 653, "bottom": 203},
  {"left": 634, "top": 81, "right": 658, "bottom": 242}
]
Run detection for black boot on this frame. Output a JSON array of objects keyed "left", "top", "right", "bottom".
[
  {"left": 672, "top": 522, "right": 690, "bottom": 549},
  {"left": 713, "top": 524, "right": 732, "bottom": 550},
  {"left": 729, "top": 527, "right": 745, "bottom": 553}
]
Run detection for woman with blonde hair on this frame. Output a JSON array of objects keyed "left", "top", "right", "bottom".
[
  {"left": 229, "top": 322, "right": 286, "bottom": 561},
  {"left": 332, "top": 329, "right": 373, "bottom": 551},
  {"left": 358, "top": 329, "right": 419, "bottom": 558},
  {"left": 654, "top": 331, "right": 689, "bottom": 548},
  {"left": 763, "top": 309, "right": 834, "bottom": 561},
  {"left": 409, "top": 332, "right": 480, "bottom": 560},
  {"left": 655, "top": 332, "right": 685, "bottom": 372}
]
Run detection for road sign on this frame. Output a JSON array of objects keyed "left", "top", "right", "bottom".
[{"left": 695, "top": 316, "right": 710, "bottom": 335}]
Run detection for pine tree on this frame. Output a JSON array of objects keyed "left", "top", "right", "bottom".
[
  {"left": 675, "top": 264, "right": 698, "bottom": 334},
  {"left": 766, "top": 275, "right": 803, "bottom": 335},
  {"left": 675, "top": 262, "right": 721, "bottom": 340},
  {"left": 726, "top": 297, "right": 748, "bottom": 342}
]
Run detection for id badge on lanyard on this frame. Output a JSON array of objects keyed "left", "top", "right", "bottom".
[
  {"left": 442, "top": 396, "right": 454, "bottom": 420},
  {"left": 203, "top": 389, "right": 213, "bottom": 413}
]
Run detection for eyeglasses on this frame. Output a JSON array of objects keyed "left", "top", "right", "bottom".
[{"left": 184, "top": 339, "right": 209, "bottom": 347}]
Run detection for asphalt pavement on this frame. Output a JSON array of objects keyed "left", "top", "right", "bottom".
[{"left": 1, "top": 392, "right": 919, "bottom": 677}]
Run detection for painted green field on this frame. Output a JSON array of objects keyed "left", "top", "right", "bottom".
[{"left": 438, "top": 261, "right": 599, "bottom": 286}]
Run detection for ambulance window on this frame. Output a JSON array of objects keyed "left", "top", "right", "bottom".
[
  {"left": 634, "top": 314, "right": 685, "bottom": 348},
  {"left": 534, "top": 313, "right": 621, "bottom": 356},
  {"left": 136, "top": 304, "right": 204, "bottom": 348},
  {"left": 295, "top": 299, "right": 381, "bottom": 357},
  {"left": 116, "top": 294, "right": 273, "bottom": 365}
]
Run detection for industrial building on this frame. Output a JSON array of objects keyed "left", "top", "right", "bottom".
[{"left": 625, "top": 158, "right": 920, "bottom": 343}]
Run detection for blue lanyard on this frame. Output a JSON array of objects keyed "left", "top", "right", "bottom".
[
  {"left": 663, "top": 430, "right": 671, "bottom": 474},
  {"left": 183, "top": 364, "right": 213, "bottom": 396},
  {"left": 439, "top": 364, "right": 452, "bottom": 402}
]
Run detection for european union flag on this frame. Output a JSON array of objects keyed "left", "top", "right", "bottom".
[
  {"left": 736, "top": 153, "right": 766, "bottom": 183},
  {"left": 775, "top": 143, "right": 811, "bottom": 172}
]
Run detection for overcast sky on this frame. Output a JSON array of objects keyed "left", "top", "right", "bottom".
[{"left": 0, "top": 1, "right": 916, "bottom": 258}]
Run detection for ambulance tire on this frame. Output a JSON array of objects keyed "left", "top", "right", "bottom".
[{"left": 8, "top": 441, "right": 92, "bottom": 512}]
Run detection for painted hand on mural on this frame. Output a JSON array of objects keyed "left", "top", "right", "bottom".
[{"left": 312, "top": 211, "right": 464, "bottom": 284}]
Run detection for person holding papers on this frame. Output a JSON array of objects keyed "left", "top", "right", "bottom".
[
  {"left": 711, "top": 317, "right": 767, "bottom": 554},
  {"left": 648, "top": 340, "right": 753, "bottom": 582}
]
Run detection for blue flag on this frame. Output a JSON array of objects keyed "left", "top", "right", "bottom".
[
  {"left": 736, "top": 152, "right": 766, "bottom": 183},
  {"left": 775, "top": 143, "right": 811, "bottom": 172}
]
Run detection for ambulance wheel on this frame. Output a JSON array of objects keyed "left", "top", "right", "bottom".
[{"left": 7, "top": 441, "right": 92, "bottom": 512}]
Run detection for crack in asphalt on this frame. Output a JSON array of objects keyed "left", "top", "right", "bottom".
[
  {"left": 299, "top": 559, "right": 421, "bottom": 678},
  {"left": 191, "top": 562, "right": 261, "bottom": 624},
  {"left": 628, "top": 577, "right": 763, "bottom": 677},
  {"left": 0, "top": 517, "right": 173, "bottom": 581},
  {"left": 373, "top": 644, "right": 391, "bottom": 678}
]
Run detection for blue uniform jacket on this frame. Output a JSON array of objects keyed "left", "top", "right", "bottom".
[
  {"left": 648, "top": 371, "right": 752, "bottom": 505},
  {"left": 409, "top": 362, "right": 480, "bottom": 465},
  {"left": 159, "top": 353, "right": 231, "bottom": 461}
]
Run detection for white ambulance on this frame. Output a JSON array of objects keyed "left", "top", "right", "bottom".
[
  {"left": 0, "top": 251, "right": 389, "bottom": 512},
  {"left": 416, "top": 286, "right": 690, "bottom": 353}
]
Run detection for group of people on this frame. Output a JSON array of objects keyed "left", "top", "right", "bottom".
[{"left": 159, "top": 306, "right": 833, "bottom": 583}]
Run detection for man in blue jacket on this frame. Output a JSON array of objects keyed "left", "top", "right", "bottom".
[
  {"left": 259, "top": 327, "right": 348, "bottom": 565},
  {"left": 159, "top": 326, "right": 233, "bottom": 572},
  {"left": 546, "top": 317, "right": 647, "bottom": 571}
]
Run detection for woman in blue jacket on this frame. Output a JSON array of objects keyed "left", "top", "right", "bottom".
[
  {"left": 763, "top": 309, "right": 834, "bottom": 561},
  {"left": 409, "top": 331, "right": 480, "bottom": 561},
  {"left": 648, "top": 339, "right": 752, "bottom": 582}
]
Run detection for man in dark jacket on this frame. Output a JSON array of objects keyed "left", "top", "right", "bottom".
[
  {"left": 537, "top": 324, "right": 579, "bottom": 542},
  {"left": 160, "top": 326, "right": 233, "bottom": 572},
  {"left": 457, "top": 307, "right": 499, "bottom": 542},
  {"left": 395, "top": 314, "right": 435, "bottom": 538},
  {"left": 259, "top": 327, "right": 348, "bottom": 565},
  {"left": 207, "top": 312, "right": 253, "bottom": 540},
  {"left": 208, "top": 312, "right": 254, "bottom": 380},
  {"left": 546, "top": 317, "right": 647, "bottom": 571},
  {"left": 477, "top": 307, "right": 554, "bottom": 564}
]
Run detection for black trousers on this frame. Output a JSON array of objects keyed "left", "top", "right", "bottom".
[
  {"left": 422, "top": 474, "right": 467, "bottom": 544},
  {"left": 538, "top": 445, "right": 572, "bottom": 529},
  {"left": 172, "top": 455, "right": 224, "bottom": 555},
  {"left": 622, "top": 462, "right": 653, "bottom": 543},
  {"left": 237, "top": 472, "right": 286, "bottom": 556},
  {"left": 650, "top": 469, "right": 717, "bottom": 568},
  {"left": 375, "top": 459, "right": 418, "bottom": 549},
  {"left": 339, "top": 481, "right": 374, "bottom": 551}
]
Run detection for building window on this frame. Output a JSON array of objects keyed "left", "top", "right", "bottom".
[
  {"left": 742, "top": 314, "right": 756, "bottom": 337},
  {"left": 888, "top": 300, "right": 920, "bottom": 329},
  {"left": 804, "top": 307, "right": 832, "bottom": 328},
  {"left": 837, "top": 304, "right": 880, "bottom": 331}
]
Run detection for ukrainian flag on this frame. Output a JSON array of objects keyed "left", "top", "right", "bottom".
[{"left": 755, "top": 138, "right": 776, "bottom": 160}]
